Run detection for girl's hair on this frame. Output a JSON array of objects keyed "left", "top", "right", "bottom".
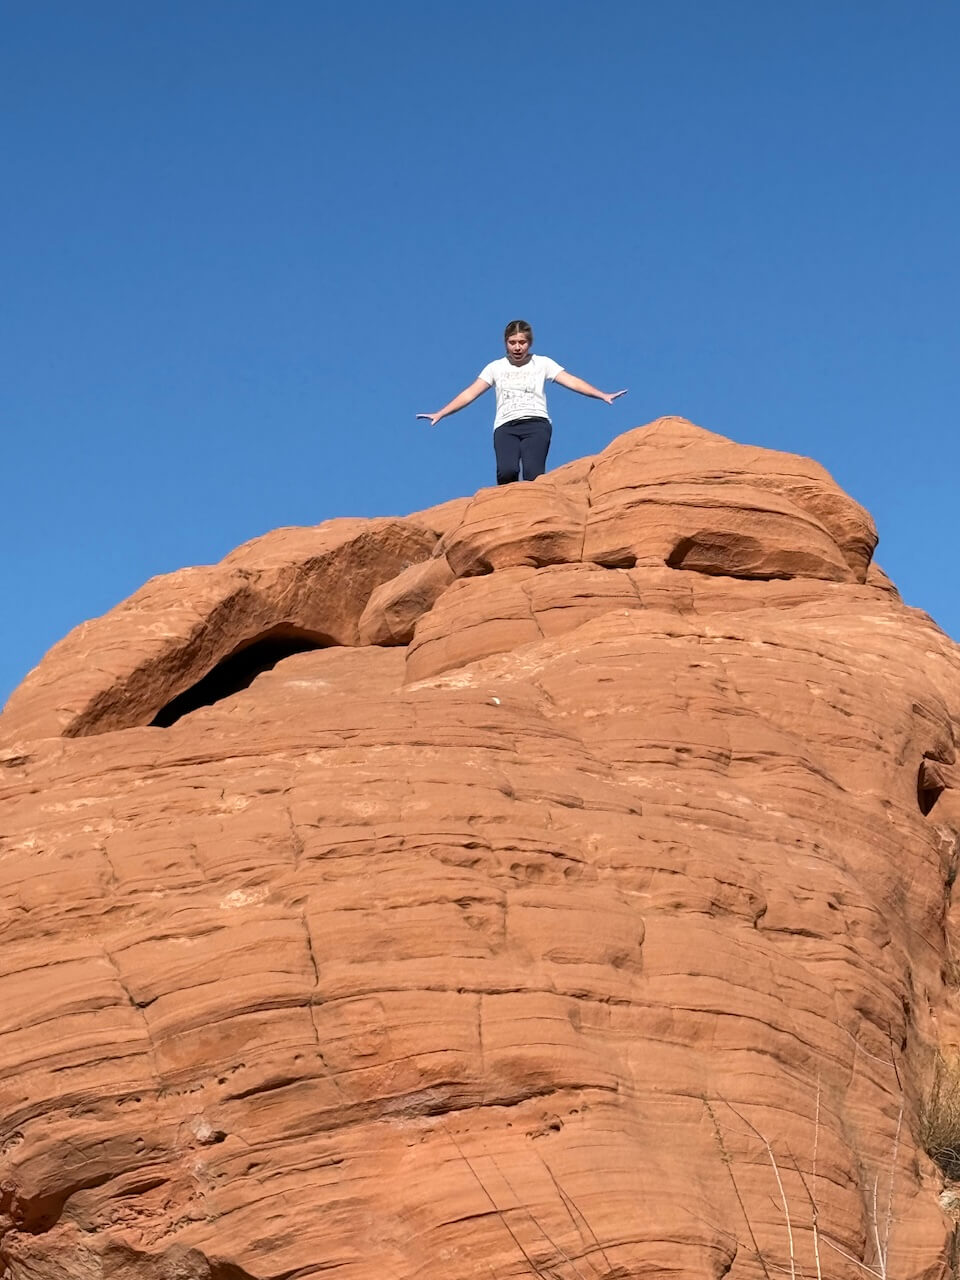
[{"left": 504, "top": 319, "right": 533, "bottom": 342}]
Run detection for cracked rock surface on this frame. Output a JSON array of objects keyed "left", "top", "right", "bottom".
[{"left": 2, "top": 419, "right": 960, "bottom": 1279}]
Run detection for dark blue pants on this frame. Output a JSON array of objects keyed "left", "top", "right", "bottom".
[{"left": 493, "top": 416, "right": 552, "bottom": 485}]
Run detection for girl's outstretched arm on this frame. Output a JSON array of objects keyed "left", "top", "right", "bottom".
[
  {"left": 554, "top": 371, "right": 627, "bottom": 405},
  {"left": 417, "top": 378, "right": 491, "bottom": 427}
]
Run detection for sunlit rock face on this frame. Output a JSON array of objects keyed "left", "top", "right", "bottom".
[{"left": 2, "top": 418, "right": 960, "bottom": 1280}]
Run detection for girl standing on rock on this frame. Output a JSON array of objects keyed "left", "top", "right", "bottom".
[{"left": 417, "top": 320, "right": 627, "bottom": 485}]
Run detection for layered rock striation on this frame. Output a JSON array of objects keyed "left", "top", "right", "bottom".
[{"left": 2, "top": 419, "right": 960, "bottom": 1280}]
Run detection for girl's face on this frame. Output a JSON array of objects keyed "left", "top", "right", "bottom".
[{"left": 505, "top": 331, "right": 532, "bottom": 364}]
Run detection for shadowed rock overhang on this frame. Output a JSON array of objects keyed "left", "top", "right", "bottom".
[{"left": 0, "top": 419, "right": 881, "bottom": 743}]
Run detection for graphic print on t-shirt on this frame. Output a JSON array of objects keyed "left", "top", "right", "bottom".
[
  {"left": 500, "top": 365, "right": 541, "bottom": 414},
  {"left": 478, "top": 354, "right": 564, "bottom": 431}
]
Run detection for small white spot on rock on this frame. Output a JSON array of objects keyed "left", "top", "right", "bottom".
[
  {"left": 219, "top": 887, "right": 268, "bottom": 910},
  {"left": 192, "top": 1116, "right": 215, "bottom": 1142}
]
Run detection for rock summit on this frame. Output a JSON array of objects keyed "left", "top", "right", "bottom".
[{"left": 2, "top": 419, "right": 960, "bottom": 1280}]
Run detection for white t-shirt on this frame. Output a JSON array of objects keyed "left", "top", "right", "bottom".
[{"left": 477, "top": 354, "right": 564, "bottom": 431}]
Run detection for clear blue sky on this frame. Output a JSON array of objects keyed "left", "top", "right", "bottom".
[{"left": 3, "top": 1, "right": 958, "bottom": 707}]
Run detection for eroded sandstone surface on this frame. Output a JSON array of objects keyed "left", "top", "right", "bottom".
[{"left": 2, "top": 419, "right": 960, "bottom": 1280}]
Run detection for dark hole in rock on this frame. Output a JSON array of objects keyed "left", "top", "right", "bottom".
[
  {"left": 666, "top": 533, "right": 792, "bottom": 580},
  {"left": 10, "top": 1169, "right": 118, "bottom": 1235},
  {"left": 666, "top": 537, "right": 696, "bottom": 569},
  {"left": 151, "top": 626, "right": 330, "bottom": 727},
  {"left": 0, "top": 754, "right": 31, "bottom": 769},
  {"left": 918, "top": 758, "right": 946, "bottom": 817},
  {"left": 594, "top": 551, "right": 638, "bottom": 569},
  {"left": 207, "top": 1261, "right": 264, "bottom": 1280}
]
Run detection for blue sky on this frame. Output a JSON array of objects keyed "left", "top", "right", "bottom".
[{"left": 3, "top": 1, "right": 958, "bottom": 707}]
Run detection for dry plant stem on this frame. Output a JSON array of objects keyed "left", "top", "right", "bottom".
[
  {"left": 490, "top": 1152, "right": 593, "bottom": 1280},
  {"left": 875, "top": 1101, "right": 902, "bottom": 1280},
  {"left": 792, "top": 1158, "right": 823, "bottom": 1280},
  {"left": 442, "top": 1121, "right": 553, "bottom": 1279},
  {"left": 781, "top": 1080, "right": 824, "bottom": 1280},
  {"left": 535, "top": 1150, "right": 614, "bottom": 1279},
  {"left": 725, "top": 1102, "right": 798, "bottom": 1280},
  {"left": 821, "top": 1236, "right": 882, "bottom": 1278},
  {"left": 812, "top": 1080, "right": 822, "bottom": 1280},
  {"left": 711, "top": 1074, "right": 904, "bottom": 1280},
  {"left": 870, "top": 1176, "right": 883, "bottom": 1280},
  {"left": 704, "top": 1098, "right": 775, "bottom": 1280},
  {"left": 443, "top": 1120, "right": 598, "bottom": 1280},
  {"left": 819, "top": 1104, "right": 904, "bottom": 1280}
]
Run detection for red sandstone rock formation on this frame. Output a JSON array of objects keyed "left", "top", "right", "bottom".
[{"left": 2, "top": 419, "right": 960, "bottom": 1280}]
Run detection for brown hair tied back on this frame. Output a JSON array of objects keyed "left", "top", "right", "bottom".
[{"left": 504, "top": 319, "right": 533, "bottom": 342}]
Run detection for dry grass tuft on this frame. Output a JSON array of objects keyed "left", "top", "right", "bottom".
[{"left": 920, "top": 1053, "right": 960, "bottom": 1180}]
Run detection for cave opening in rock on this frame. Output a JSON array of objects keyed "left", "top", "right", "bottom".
[
  {"left": 151, "top": 625, "right": 331, "bottom": 727},
  {"left": 593, "top": 551, "right": 638, "bottom": 569},
  {"left": 918, "top": 758, "right": 946, "bottom": 817}
]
